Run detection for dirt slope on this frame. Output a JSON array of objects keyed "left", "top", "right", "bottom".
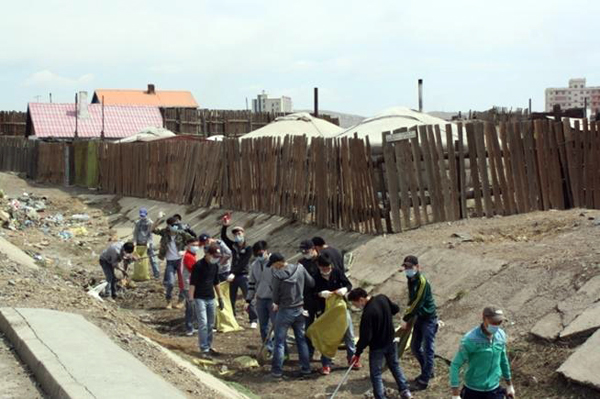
[{"left": 1, "top": 172, "right": 599, "bottom": 399}]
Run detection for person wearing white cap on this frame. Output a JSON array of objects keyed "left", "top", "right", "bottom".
[
  {"left": 449, "top": 306, "right": 515, "bottom": 399},
  {"left": 132, "top": 208, "right": 160, "bottom": 279},
  {"left": 221, "top": 218, "right": 258, "bottom": 328}
]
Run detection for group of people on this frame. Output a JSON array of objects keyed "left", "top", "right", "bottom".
[{"left": 99, "top": 209, "right": 516, "bottom": 399}]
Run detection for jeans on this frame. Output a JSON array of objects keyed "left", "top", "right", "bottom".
[
  {"left": 411, "top": 316, "right": 438, "bottom": 384},
  {"left": 272, "top": 306, "right": 311, "bottom": 376},
  {"left": 194, "top": 298, "right": 216, "bottom": 352},
  {"left": 461, "top": 386, "right": 506, "bottom": 399},
  {"left": 305, "top": 310, "right": 317, "bottom": 359},
  {"left": 163, "top": 259, "right": 181, "bottom": 301},
  {"left": 182, "top": 290, "right": 195, "bottom": 332},
  {"left": 256, "top": 298, "right": 276, "bottom": 351},
  {"left": 230, "top": 274, "right": 257, "bottom": 322},
  {"left": 369, "top": 342, "right": 409, "bottom": 399},
  {"left": 147, "top": 243, "right": 159, "bottom": 278},
  {"left": 322, "top": 310, "right": 356, "bottom": 367},
  {"left": 99, "top": 259, "right": 117, "bottom": 298}
]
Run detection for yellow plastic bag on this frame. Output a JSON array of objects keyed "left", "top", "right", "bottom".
[
  {"left": 131, "top": 245, "right": 150, "bottom": 281},
  {"left": 215, "top": 282, "right": 243, "bottom": 333},
  {"left": 306, "top": 295, "right": 348, "bottom": 358}
]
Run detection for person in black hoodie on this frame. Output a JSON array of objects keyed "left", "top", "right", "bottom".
[
  {"left": 221, "top": 219, "right": 258, "bottom": 327},
  {"left": 313, "top": 254, "right": 359, "bottom": 376},
  {"left": 298, "top": 239, "right": 320, "bottom": 359},
  {"left": 348, "top": 288, "right": 412, "bottom": 399}
]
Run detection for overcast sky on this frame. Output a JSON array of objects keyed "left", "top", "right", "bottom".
[{"left": 1, "top": 0, "right": 598, "bottom": 115}]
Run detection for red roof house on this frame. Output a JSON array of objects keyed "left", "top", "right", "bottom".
[
  {"left": 26, "top": 102, "right": 163, "bottom": 139},
  {"left": 92, "top": 84, "right": 198, "bottom": 108}
]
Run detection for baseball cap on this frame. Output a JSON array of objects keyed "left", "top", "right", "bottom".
[
  {"left": 299, "top": 240, "right": 315, "bottom": 251},
  {"left": 267, "top": 252, "right": 285, "bottom": 267},
  {"left": 483, "top": 306, "right": 505, "bottom": 323},
  {"left": 198, "top": 233, "right": 210, "bottom": 243},
  {"left": 403, "top": 255, "right": 419, "bottom": 267},
  {"left": 232, "top": 226, "right": 245, "bottom": 234},
  {"left": 139, "top": 208, "right": 148, "bottom": 217}
]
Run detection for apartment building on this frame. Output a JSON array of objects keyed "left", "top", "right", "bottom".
[
  {"left": 252, "top": 91, "right": 293, "bottom": 113},
  {"left": 545, "top": 78, "right": 600, "bottom": 113}
]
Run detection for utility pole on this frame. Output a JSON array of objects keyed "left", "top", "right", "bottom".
[
  {"left": 314, "top": 87, "right": 319, "bottom": 117},
  {"left": 418, "top": 79, "right": 423, "bottom": 112}
]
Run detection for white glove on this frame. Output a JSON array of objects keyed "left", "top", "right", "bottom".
[
  {"left": 158, "top": 211, "right": 165, "bottom": 218},
  {"left": 506, "top": 385, "right": 515, "bottom": 397},
  {"left": 335, "top": 287, "right": 348, "bottom": 296},
  {"left": 226, "top": 273, "right": 235, "bottom": 282},
  {"left": 319, "top": 290, "right": 332, "bottom": 298}
]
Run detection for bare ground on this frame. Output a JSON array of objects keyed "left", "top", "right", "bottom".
[{"left": 1, "top": 172, "right": 600, "bottom": 399}]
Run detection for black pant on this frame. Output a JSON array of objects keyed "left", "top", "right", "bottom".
[{"left": 462, "top": 386, "right": 506, "bottom": 399}]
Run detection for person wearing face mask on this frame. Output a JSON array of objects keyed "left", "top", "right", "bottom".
[
  {"left": 270, "top": 252, "right": 315, "bottom": 379},
  {"left": 189, "top": 244, "right": 225, "bottom": 357},
  {"left": 449, "top": 307, "right": 514, "bottom": 399},
  {"left": 99, "top": 241, "right": 136, "bottom": 301},
  {"left": 221, "top": 218, "right": 258, "bottom": 328},
  {"left": 245, "top": 241, "right": 276, "bottom": 352},
  {"left": 154, "top": 217, "right": 194, "bottom": 309},
  {"left": 348, "top": 288, "right": 412, "bottom": 399},
  {"left": 298, "top": 239, "right": 321, "bottom": 360},
  {"left": 197, "top": 233, "right": 233, "bottom": 282},
  {"left": 399, "top": 255, "right": 438, "bottom": 391},
  {"left": 173, "top": 214, "right": 197, "bottom": 237},
  {"left": 132, "top": 207, "right": 160, "bottom": 279},
  {"left": 313, "top": 254, "right": 358, "bottom": 375},
  {"left": 182, "top": 238, "right": 201, "bottom": 336}
]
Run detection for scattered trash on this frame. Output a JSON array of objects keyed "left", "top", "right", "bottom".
[
  {"left": 232, "top": 356, "right": 259, "bottom": 370},
  {"left": 87, "top": 282, "right": 108, "bottom": 301},
  {"left": 58, "top": 231, "right": 74, "bottom": 240},
  {"left": 451, "top": 232, "right": 474, "bottom": 242},
  {"left": 71, "top": 214, "right": 90, "bottom": 222},
  {"left": 69, "top": 226, "right": 88, "bottom": 237}
]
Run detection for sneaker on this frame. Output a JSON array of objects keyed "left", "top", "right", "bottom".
[
  {"left": 185, "top": 330, "right": 196, "bottom": 337},
  {"left": 165, "top": 300, "right": 172, "bottom": 309},
  {"left": 250, "top": 322, "right": 258, "bottom": 329},
  {"left": 209, "top": 348, "right": 220, "bottom": 356},
  {"left": 270, "top": 373, "right": 284, "bottom": 381},
  {"left": 400, "top": 389, "right": 413, "bottom": 399},
  {"left": 350, "top": 360, "right": 362, "bottom": 370},
  {"left": 409, "top": 379, "right": 428, "bottom": 391},
  {"left": 199, "top": 351, "right": 212, "bottom": 359},
  {"left": 319, "top": 366, "right": 331, "bottom": 375},
  {"left": 173, "top": 301, "right": 184, "bottom": 309}
]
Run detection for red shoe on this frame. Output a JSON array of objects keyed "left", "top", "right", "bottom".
[
  {"left": 319, "top": 366, "right": 331, "bottom": 375},
  {"left": 350, "top": 360, "right": 362, "bottom": 370}
]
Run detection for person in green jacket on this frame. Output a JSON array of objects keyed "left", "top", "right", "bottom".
[
  {"left": 399, "top": 255, "right": 438, "bottom": 391},
  {"left": 449, "top": 306, "right": 515, "bottom": 399}
]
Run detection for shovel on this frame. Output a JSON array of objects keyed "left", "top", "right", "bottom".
[
  {"left": 256, "top": 325, "right": 274, "bottom": 366},
  {"left": 329, "top": 358, "right": 357, "bottom": 399}
]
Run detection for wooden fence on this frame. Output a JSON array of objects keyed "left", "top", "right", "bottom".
[
  {"left": 161, "top": 108, "right": 340, "bottom": 137},
  {"left": 0, "top": 137, "right": 37, "bottom": 177},
  {"left": 2, "top": 117, "right": 598, "bottom": 235},
  {"left": 0, "top": 111, "right": 27, "bottom": 137},
  {"left": 380, "top": 119, "right": 600, "bottom": 233},
  {"left": 95, "top": 136, "right": 381, "bottom": 233}
]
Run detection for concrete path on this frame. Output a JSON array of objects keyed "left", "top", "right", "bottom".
[
  {"left": 0, "top": 307, "right": 187, "bottom": 399},
  {"left": 0, "top": 334, "right": 44, "bottom": 399},
  {"left": 558, "top": 329, "right": 600, "bottom": 390},
  {"left": 0, "top": 236, "right": 38, "bottom": 270}
]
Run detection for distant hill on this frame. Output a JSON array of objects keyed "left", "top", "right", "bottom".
[{"left": 298, "top": 109, "right": 365, "bottom": 129}]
